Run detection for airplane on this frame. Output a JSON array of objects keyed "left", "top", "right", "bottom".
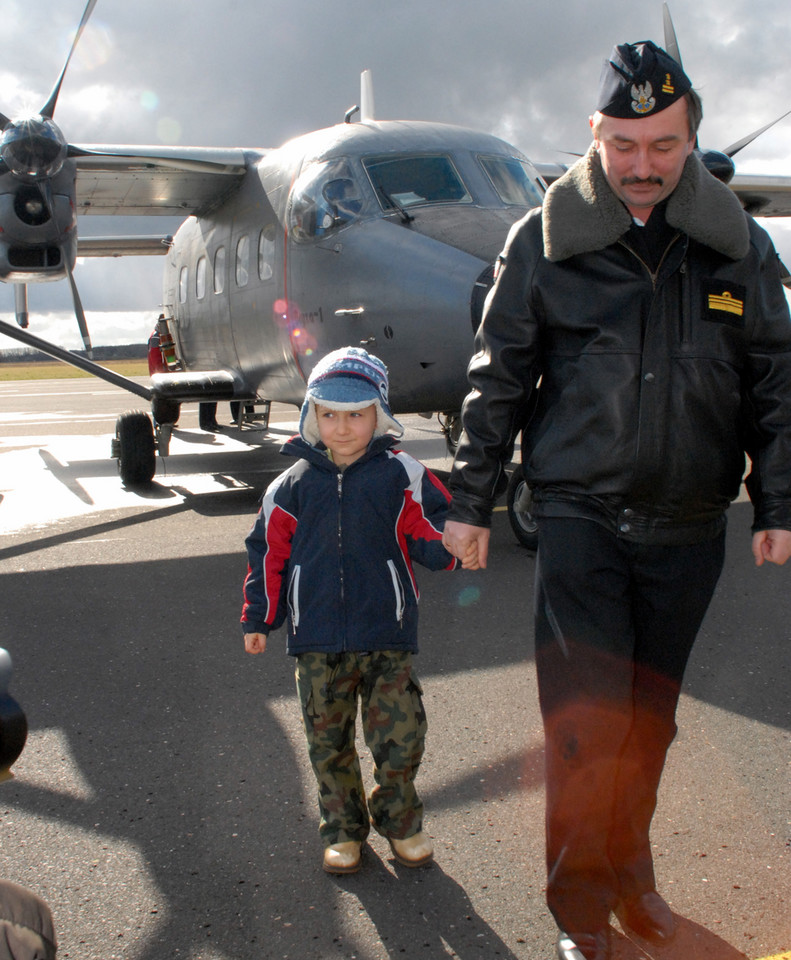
[{"left": 2, "top": 0, "right": 791, "bottom": 541}]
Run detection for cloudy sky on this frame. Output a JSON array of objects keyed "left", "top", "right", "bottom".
[{"left": 2, "top": 0, "right": 791, "bottom": 351}]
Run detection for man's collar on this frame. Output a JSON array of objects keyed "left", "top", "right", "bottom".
[{"left": 542, "top": 147, "right": 750, "bottom": 262}]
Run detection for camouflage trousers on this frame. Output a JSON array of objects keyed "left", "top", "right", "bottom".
[{"left": 295, "top": 650, "right": 427, "bottom": 847}]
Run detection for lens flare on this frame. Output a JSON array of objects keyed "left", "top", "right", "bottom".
[{"left": 457, "top": 586, "right": 481, "bottom": 607}]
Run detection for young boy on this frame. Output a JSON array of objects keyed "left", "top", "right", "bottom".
[{"left": 242, "top": 346, "right": 475, "bottom": 874}]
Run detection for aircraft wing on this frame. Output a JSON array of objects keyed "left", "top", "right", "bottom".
[
  {"left": 72, "top": 145, "right": 262, "bottom": 217},
  {"left": 729, "top": 174, "right": 791, "bottom": 217}
]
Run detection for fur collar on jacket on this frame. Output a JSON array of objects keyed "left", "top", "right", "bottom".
[{"left": 542, "top": 145, "right": 750, "bottom": 263}]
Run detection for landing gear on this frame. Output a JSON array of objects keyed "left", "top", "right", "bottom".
[
  {"left": 439, "top": 412, "right": 462, "bottom": 456},
  {"left": 152, "top": 396, "right": 180, "bottom": 426},
  {"left": 112, "top": 411, "right": 156, "bottom": 486},
  {"left": 506, "top": 468, "right": 538, "bottom": 551}
]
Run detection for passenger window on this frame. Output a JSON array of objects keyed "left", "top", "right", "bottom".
[
  {"left": 478, "top": 155, "right": 544, "bottom": 207},
  {"left": 258, "top": 225, "right": 275, "bottom": 280},
  {"left": 179, "top": 265, "right": 188, "bottom": 304},
  {"left": 289, "top": 159, "right": 363, "bottom": 242},
  {"left": 363, "top": 154, "right": 471, "bottom": 209},
  {"left": 196, "top": 256, "right": 207, "bottom": 299},
  {"left": 214, "top": 246, "right": 226, "bottom": 294},
  {"left": 236, "top": 235, "right": 249, "bottom": 287}
]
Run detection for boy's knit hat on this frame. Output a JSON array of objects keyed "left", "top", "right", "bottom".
[{"left": 299, "top": 346, "right": 404, "bottom": 446}]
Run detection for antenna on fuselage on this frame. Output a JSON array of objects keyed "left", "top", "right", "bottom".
[{"left": 360, "top": 69, "right": 375, "bottom": 122}]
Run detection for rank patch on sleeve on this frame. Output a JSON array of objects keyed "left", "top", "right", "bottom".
[{"left": 703, "top": 280, "right": 746, "bottom": 328}]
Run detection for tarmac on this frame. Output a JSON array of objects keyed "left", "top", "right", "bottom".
[{"left": 0, "top": 379, "right": 788, "bottom": 960}]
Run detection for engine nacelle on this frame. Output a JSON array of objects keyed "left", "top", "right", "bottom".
[{"left": 0, "top": 161, "right": 78, "bottom": 284}]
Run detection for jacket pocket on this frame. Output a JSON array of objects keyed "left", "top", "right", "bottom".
[
  {"left": 387, "top": 560, "right": 405, "bottom": 625},
  {"left": 288, "top": 564, "right": 301, "bottom": 631}
]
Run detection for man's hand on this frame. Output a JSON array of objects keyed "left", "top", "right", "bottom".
[
  {"left": 752, "top": 529, "right": 791, "bottom": 566},
  {"left": 443, "top": 520, "right": 491, "bottom": 569},
  {"left": 244, "top": 633, "right": 268, "bottom": 654}
]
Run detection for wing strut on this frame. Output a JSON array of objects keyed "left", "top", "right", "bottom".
[{"left": 0, "top": 319, "right": 152, "bottom": 401}]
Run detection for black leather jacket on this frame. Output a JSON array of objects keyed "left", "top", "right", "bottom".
[{"left": 448, "top": 148, "right": 791, "bottom": 544}]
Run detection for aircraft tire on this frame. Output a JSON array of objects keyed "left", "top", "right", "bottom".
[
  {"left": 506, "top": 468, "right": 538, "bottom": 551},
  {"left": 115, "top": 411, "right": 156, "bottom": 486},
  {"left": 152, "top": 397, "right": 180, "bottom": 426},
  {"left": 442, "top": 413, "right": 462, "bottom": 455}
]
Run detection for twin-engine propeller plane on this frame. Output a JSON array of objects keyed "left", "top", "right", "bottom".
[{"left": 2, "top": 0, "right": 791, "bottom": 497}]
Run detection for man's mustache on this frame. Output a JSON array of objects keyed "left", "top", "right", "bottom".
[{"left": 621, "top": 176, "right": 664, "bottom": 187}]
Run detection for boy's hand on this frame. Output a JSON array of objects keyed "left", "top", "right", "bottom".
[
  {"left": 443, "top": 520, "right": 490, "bottom": 569},
  {"left": 460, "top": 541, "right": 481, "bottom": 570},
  {"left": 244, "top": 632, "right": 267, "bottom": 654}
]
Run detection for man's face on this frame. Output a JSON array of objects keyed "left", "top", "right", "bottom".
[{"left": 591, "top": 97, "right": 695, "bottom": 218}]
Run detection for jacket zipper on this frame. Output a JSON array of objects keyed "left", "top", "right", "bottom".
[
  {"left": 337, "top": 473, "right": 346, "bottom": 648},
  {"left": 619, "top": 232, "right": 681, "bottom": 289},
  {"left": 620, "top": 234, "right": 691, "bottom": 344}
]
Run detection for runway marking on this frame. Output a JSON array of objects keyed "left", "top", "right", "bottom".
[{"left": 755, "top": 953, "right": 791, "bottom": 960}]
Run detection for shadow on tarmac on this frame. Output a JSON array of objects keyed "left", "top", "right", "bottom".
[{"left": 0, "top": 483, "right": 788, "bottom": 957}]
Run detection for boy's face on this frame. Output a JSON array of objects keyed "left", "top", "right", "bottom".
[{"left": 316, "top": 403, "right": 377, "bottom": 466}]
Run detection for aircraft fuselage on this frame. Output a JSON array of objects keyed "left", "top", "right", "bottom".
[{"left": 162, "top": 119, "right": 543, "bottom": 414}]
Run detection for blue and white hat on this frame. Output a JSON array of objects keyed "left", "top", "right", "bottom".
[{"left": 299, "top": 346, "right": 404, "bottom": 446}]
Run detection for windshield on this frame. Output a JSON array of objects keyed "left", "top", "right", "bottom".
[
  {"left": 363, "top": 154, "right": 472, "bottom": 211},
  {"left": 478, "top": 155, "right": 544, "bottom": 207},
  {"left": 289, "top": 159, "right": 363, "bottom": 241}
]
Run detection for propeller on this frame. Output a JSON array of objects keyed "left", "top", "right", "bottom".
[
  {"left": 41, "top": 0, "right": 99, "bottom": 121},
  {"left": 0, "top": 0, "right": 98, "bottom": 354},
  {"left": 663, "top": 3, "right": 790, "bottom": 185}
]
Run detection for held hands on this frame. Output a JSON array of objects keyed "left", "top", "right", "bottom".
[
  {"left": 752, "top": 529, "right": 791, "bottom": 567},
  {"left": 460, "top": 540, "right": 482, "bottom": 570},
  {"left": 244, "top": 633, "right": 267, "bottom": 654},
  {"left": 443, "top": 520, "right": 491, "bottom": 570}
]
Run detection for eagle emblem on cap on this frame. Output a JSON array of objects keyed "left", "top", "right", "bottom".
[{"left": 630, "top": 81, "right": 656, "bottom": 114}]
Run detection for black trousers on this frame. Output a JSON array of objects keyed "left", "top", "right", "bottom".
[{"left": 534, "top": 517, "right": 726, "bottom": 932}]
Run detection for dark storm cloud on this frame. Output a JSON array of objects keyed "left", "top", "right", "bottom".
[{"left": 2, "top": 0, "right": 791, "bottom": 346}]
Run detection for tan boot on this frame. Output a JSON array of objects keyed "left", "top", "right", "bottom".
[
  {"left": 389, "top": 830, "right": 433, "bottom": 867},
  {"left": 323, "top": 840, "right": 362, "bottom": 874}
]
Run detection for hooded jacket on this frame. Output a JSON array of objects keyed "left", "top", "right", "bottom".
[
  {"left": 241, "top": 434, "right": 458, "bottom": 654},
  {"left": 448, "top": 148, "right": 791, "bottom": 543}
]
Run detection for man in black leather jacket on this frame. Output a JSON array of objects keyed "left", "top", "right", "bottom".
[{"left": 443, "top": 40, "right": 791, "bottom": 960}]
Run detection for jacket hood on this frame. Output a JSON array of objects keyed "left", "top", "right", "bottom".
[{"left": 542, "top": 146, "right": 751, "bottom": 263}]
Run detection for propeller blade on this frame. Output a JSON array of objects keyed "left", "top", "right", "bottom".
[
  {"left": 722, "top": 109, "right": 791, "bottom": 158},
  {"left": 36, "top": 179, "right": 93, "bottom": 355},
  {"left": 40, "top": 0, "right": 99, "bottom": 119},
  {"left": 14, "top": 285, "right": 29, "bottom": 329},
  {"left": 662, "top": 3, "right": 683, "bottom": 67},
  {"left": 65, "top": 260, "right": 93, "bottom": 357}
]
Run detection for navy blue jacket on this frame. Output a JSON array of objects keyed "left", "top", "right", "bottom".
[{"left": 241, "top": 435, "right": 458, "bottom": 655}]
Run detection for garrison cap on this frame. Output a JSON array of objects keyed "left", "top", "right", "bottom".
[{"left": 596, "top": 40, "right": 691, "bottom": 118}]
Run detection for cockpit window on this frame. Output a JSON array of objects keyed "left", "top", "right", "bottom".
[
  {"left": 363, "top": 155, "right": 472, "bottom": 211},
  {"left": 478, "top": 155, "right": 544, "bottom": 207},
  {"left": 289, "top": 159, "right": 363, "bottom": 242}
]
